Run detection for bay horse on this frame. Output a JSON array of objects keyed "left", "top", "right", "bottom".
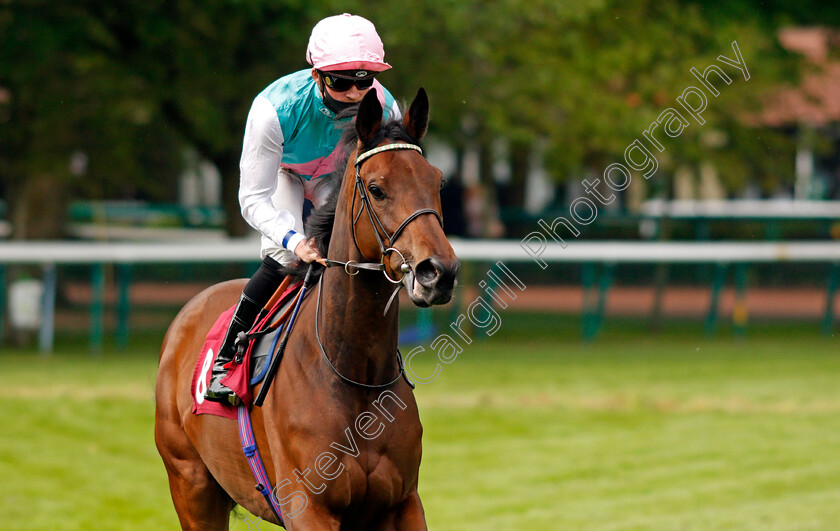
[{"left": 155, "top": 87, "right": 459, "bottom": 530}]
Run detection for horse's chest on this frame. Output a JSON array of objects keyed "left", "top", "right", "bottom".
[
  {"left": 294, "top": 414, "right": 421, "bottom": 512},
  {"left": 278, "top": 379, "right": 422, "bottom": 510},
  {"left": 323, "top": 425, "right": 420, "bottom": 490},
  {"left": 340, "top": 451, "right": 411, "bottom": 512}
]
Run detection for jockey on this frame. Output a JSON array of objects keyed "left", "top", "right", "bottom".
[{"left": 204, "top": 13, "right": 401, "bottom": 404}]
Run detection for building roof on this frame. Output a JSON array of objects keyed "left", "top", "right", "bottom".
[{"left": 758, "top": 27, "right": 840, "bottom": 127}]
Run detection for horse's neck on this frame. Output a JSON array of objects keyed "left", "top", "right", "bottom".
[
  {"left": 316, "top": 187, "right": 401, "bottom": 386},
  {"left": 317, "top": 267, "right": 400, "bottom": 386}
]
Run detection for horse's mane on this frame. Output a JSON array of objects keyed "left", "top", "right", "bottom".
[{"left": 281, "top": 105, "right": 422, "bottom": 281}]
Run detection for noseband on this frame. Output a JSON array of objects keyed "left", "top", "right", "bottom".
[
  {"left": 316, "top": 142, "right": 442, "bottom": 390},
  {"left": 324, "top": 143, "right": 443, "bottom": 284}
]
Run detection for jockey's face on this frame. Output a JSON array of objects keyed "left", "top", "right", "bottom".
[{"left": 312, "top": 70, "right": 372, "bottom": 104}]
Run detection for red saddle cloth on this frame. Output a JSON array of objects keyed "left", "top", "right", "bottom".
[
  {"left": 190, "top": 305, "right": 240, "bottom": 419},
  {"left": 190, "top": 281, "right": 301, "bottom": 419}
]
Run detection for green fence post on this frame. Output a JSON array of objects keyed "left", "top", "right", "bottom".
[
  {"left": 0, "top": 265, "right": 5, "bottom": 344},
  {"left": 695, "top": 220, "right": 711, "bottom": 241},
  {"left": 90, "top": 263, "right": 105, "bottom": 352},
  {"left": 764, "top": 220, "right": 780, "bottom": 241},
  {"left": 822, "top": 263, "right": 840, "bottom": 336},
  {"left": 116, "top": 263, "right": 132, "bottom": 350},
  {"left": 594, "top": 263, "right": 615, "bottom": 338},
  {"left": 649, "top": 262, "right": 669, "bottom": 333},
  {"left": 733, "top": 263, "right": 748, "bottom": 338},
  {"left": 704, "top": 263, "right": 728, "bottom": 336},
  {"left": 581, "top": 263, "right": 597, "bottom": 340},
  {"left": 416, "top": 308, "right": 434, "bottom": 341}
]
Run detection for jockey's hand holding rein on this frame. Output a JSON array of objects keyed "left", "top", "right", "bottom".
[{"left": 294, "top": 238, "right": 326, "bottom": 266}]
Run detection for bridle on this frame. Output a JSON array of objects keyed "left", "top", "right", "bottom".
[
  {"left": 314, "top": 278, "right": 413, "bottom": 390},
  {"left": 316, "top": 142, "right": 442, "bottom": 390},
  {"left": 323, "top": 142, "right": 443, "bottom": 284}
]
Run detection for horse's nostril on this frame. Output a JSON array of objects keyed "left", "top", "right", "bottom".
[{"left": 414, "top": 258, "right": 441, "bottom": 287}]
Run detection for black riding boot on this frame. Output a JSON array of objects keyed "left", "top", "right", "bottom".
[
  {"left": 203, "top": 293, "right": 262, "bottom": 405},
  {"left": 204, "top": 256, "right": 286, "bottom": 405}
]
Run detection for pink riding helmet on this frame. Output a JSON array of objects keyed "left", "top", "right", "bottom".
[{"left": 306, "top": 13, "right": 392, "bottom": 73}]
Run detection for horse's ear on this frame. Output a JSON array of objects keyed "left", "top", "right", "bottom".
[
  {"left": 403, "top": 87, "right": 429, "bottom": 140},
  {"left": 355, "top": 89, "right": 383, "bottom": 144}
]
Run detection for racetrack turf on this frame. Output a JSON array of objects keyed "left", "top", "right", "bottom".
[{"left": 2, "top": 324, "right": 838, "bottom": 530}]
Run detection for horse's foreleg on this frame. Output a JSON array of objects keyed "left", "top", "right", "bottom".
[
  {"left": 156, "top": 415, "right": 235, "bottom": 530},
  {"left": 164, "top": 459, "right": 234, "bottom": 530},
  {"left": 374, "top": 490, "right": 427, "bottom": 531},
  {"left": 283, "top": 505, "right": 341, "bottom": 531}
]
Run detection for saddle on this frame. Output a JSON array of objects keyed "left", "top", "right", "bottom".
[
  {"left": 191, "top": 278, "right": 306, "bottom": 418},
  {"left": 241, "top": 278, "right": 305, "bottom": 386}
]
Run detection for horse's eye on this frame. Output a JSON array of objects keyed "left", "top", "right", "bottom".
[
  {"left": 440, "top": 178, "right": 447, "bottom": 191},
  {"left": 368, "top": 184, "right": 386, "bottom": 200}
]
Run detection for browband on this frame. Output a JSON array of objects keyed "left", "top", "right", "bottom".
[{"left": 355, "top": 143, "right": 423, "bottom": 167}]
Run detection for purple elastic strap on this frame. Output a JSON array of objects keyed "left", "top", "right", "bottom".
[{"left": 237, "top": 404, "right": 285, "bottom": 526}]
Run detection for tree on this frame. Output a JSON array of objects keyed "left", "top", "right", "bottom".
[
  {"left": 2, "top": 0, "right": 833, "bottom": 240},
  {"left": 357, "top": 0, "right": 807, "bottom": 234},
  {"left": 1, "top": 1, "right": 327, "bottom": 238}
]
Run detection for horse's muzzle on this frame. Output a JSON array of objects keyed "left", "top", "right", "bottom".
[{"left": 407, "top": 256, "right": 460, "bottom": 306}]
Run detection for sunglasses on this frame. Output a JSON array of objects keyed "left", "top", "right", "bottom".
[{"left": 320, "top": 70, "right": 376, "bottom": 92}]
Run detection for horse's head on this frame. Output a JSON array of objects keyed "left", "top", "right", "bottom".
[{"left": 339, "top": 88, "right": 460, "bottom": 307}]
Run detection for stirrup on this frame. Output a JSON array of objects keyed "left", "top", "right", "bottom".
[{"left": 204, "top": 381, "right": 242, "bottom": 406}]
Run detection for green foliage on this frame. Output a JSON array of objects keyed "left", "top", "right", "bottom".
[
  {"left": 358, "top": 0, "right": 809, "bottom": 190},
  {"left": 0, "top": 0, "right": 833, "bottom": 236}
]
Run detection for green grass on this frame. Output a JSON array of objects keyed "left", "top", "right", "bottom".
[{"left": 1, "top": 323, "right": 839, "bottom": 530}]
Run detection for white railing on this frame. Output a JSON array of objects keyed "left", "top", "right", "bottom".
[
  {"left": 2, "top": 239, "right": 840, "bottom": 351},
  {"left": 4, "top": 238, "right": 840, "bottom": 264}
]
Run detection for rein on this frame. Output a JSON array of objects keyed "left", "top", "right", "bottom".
[
  {"left": 313, "top": 142, "right": 436, "bottom": 389},
  {"left": 325, "top": 143, "right": 442, "bottom": 284},
  {"left": 234, "top": 145, "right": 425, "bottom": 520},
  {"left": 314, "top": 278, "right": 414, "bottom": 390}
]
